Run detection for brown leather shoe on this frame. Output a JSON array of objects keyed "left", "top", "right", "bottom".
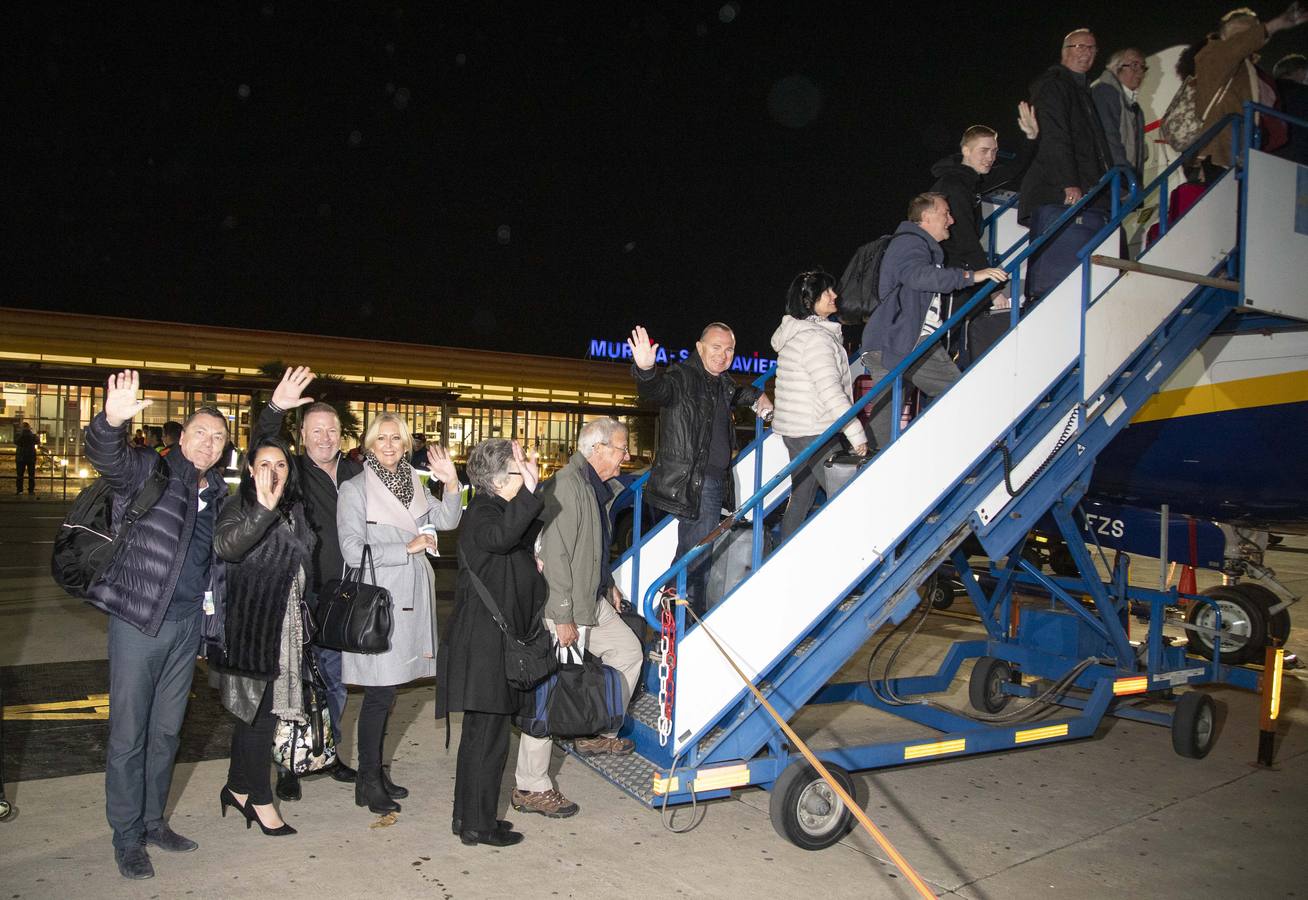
[
  {"left": 510, "top": 789, "right": 579, "bottom": 818},
  {"left": 573, "top": 736, "right": 634, "bottom": 757}
]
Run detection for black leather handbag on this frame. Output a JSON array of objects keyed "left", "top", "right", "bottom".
[
  {"left": 467, "top": 566, "right": 557, "bottom": 691},
  {"left": 314, "top": 544, "right": 393, "bottom": 654}
]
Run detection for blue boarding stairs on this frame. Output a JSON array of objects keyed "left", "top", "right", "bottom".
[{"left": 568, "top": 108, "right": 1286, "bottom": 850}]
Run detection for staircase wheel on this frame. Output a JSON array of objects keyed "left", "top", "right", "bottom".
[
  {"left": 768, "top": 761, "right": 856, "bottom": 851},
  {"left": 924, "top": 573, "right": 956, "bottom": 610},
  {"left": 1184, "top": 586, "right": 1268, "bottom": 665},
  {"left": 1171, "top": 691, "right": 1219, "bottom": 759},
  {"left": 968, "top": 657, "right": 1013, "bottom": 714}
]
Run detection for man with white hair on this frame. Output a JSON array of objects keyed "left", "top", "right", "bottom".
[
  {"left": 1092, "top": 47, "right": 1149, "bottom": 183},
  {"left": 511, "top": 416, "right": 643, "bottom": 820}
]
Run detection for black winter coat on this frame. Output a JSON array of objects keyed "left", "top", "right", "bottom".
[
  {"left": 633, "top": 352, "right": 762, "bottom": 519},
  {"left": 209, "top": 498, "right": 312, "bottom": 680},
  {"left": 253, "top": 404, "right": 362, "bottom": 601},
  {"left": 84, "top": 413, "right": 227, "bottom": 638},
  {"left": 1019, "top": 65, "right": 1112, "bottom": 224},
  {"left": 436, "top": 488, "right": 546, "bottom": 717},
  {"left": 929, "top": 137, "right": 1037, "bottom": 271}
]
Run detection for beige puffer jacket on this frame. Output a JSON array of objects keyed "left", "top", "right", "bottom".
[{"left": 769, "top": 315, "right": 865, "bottom": 448}]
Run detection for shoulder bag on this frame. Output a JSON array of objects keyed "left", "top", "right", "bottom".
[
  {"left": 272, "top": 627, "right": 339, "bottom": 775},
  {"left": 313, "top": 487, "right": 393, "bottom": 653},
  {"left": 514, "top": 645, "right": 627, "bottom": 739},
  {"left": 466, "top": 566, "right": 557, "bottom": 691}
]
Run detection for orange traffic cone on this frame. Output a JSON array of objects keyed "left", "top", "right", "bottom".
[{"left": 1178, "top": 564, "right": 1197, "bottom": 597}]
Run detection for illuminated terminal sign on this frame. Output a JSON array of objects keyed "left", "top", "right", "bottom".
[{"left": 586, "top": 339, "right": 777, "bottom": 375}]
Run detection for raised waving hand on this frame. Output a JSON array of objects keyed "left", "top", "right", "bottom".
[
  {"left": 270, "top": 366, "right": 316, "bottom": 411},
  {"left": 627, "top": 326, "right": 659, "bottom": 371},
  {"left": 104, "top": 370, "right": 153, "bottom": 428}
]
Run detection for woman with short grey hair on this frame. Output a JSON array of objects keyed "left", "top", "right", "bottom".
[
  {"left": 466, "top": 438, "right": 517, "bottom": 495},
  {"left": 437, "top": 438, "right": 544, "bottom": 847}
]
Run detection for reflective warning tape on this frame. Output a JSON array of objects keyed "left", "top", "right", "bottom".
[
  {"left": 691, "top": 764, "right": 751, "bottom": 792},
  {"left": 1014, "top": 724, "right": 1070, "bottom": 744},
  {"left": 651, "top": 774, "right": 680, "bottom": 795},
  {"left": 1113, "top": 676, "right": 1149, "bottom": 696},
  {"left": 903, "top": 738, "right": 966, "bottom": 761}
]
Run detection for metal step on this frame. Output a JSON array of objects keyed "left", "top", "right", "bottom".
[
  {"left": 628, "top": 690, "right": 660, "bottom": 730},
  {"left": 571, "top": 746, "right": 662, "bottom": 805}
]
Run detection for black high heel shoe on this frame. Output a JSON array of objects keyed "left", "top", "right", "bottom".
[
  {"left": 220, "top": 786, "right": 246, "bottom": 819},
  {"left": 244, "top": 803, "right": 297, "bottom": 837}
]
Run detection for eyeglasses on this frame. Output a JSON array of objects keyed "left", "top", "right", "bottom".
[
  {"left": 1063, "top": 43, "right": 1097, "bottom": 51},
  {"left": 600, "top": 441, "right": 631, "bottom": 456},
  {"left": 1118, "top": 61, "right": 1148, "bottom": 72}
]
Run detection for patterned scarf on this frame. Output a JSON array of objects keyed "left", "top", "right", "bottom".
[{"left": 366, "top": 450, "right": 415, "bottom": 508}]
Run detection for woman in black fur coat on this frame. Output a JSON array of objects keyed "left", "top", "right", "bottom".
[{"left": 211, "top": 436, "right": 313, "bottom": 836}]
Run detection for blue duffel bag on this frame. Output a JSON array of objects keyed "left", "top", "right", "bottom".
[{"left": 515, "top": 646, "right": 627, "bottom": 739}]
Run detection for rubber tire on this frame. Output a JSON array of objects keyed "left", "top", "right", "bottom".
[
  {"left": 968, "top": 656, "right": 1012, "bottom": 714},
  {"left": 924, "top": 573, "right": 956, "bottom": 610},
  {"left": 769, "top": 762, "right": 856, "bottom": 851},
  {"left": 1185, "top": 585, "right": 1268, "bottom": 665},
  {"left": 1228, "top": 582, "right": 1291, "bottom": 646},
  {"left": 1171, "top": 691, "right": 1218, "bottom": 759}
]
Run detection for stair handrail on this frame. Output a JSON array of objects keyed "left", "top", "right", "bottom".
[
  {"left": 636, "top": 111, "right": 1252, "bottom": 629},
  {"left": 639, "top": 163, "right": 1141, "bottom": 627}
]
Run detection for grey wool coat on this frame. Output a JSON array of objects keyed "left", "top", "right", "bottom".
[{"left": 336, "top": 466, "right": 462, "bottom": 687}]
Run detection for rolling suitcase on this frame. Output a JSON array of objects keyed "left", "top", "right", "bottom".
[{"left": 1025, "top": 203, "right": 1110, "bottom": 302}]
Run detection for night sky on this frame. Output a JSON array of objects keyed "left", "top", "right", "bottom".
[{"left": 7, "top": 2, "right": 1304, "bottom": 362}]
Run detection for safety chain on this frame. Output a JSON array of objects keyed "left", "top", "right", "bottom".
[{"left": 656, "top": 590, "right": 677, "bottom": 746}]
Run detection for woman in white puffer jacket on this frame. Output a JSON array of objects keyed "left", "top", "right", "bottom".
[{"left": 770, "top": 270, "right": 869, "bottom": 540}]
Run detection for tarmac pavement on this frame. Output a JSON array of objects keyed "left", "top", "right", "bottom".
[{"left": 1, "top": 494, "right": 1304, "bottom": 899}]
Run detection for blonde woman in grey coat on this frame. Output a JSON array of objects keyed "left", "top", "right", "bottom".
[
  {"left": 770, "top": 270, "right": 869, "bottom": 541},
  {"left": 336, "top": 412, "right": 462, "bottom": 814}
]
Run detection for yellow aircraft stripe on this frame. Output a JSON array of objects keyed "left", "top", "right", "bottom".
[{"left": 1133, "top": 369, "right": 1308, "bottom": 424}]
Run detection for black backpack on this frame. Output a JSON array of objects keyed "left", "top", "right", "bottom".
[
  {"left": 835, "top": 231, "right": 929, "bottom": 324},
  {"left": 51, "top": 458, "right": 168, "bottom": 599}
]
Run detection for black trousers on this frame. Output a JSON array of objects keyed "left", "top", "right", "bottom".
[
  {"left": 453, "top": 711, "right": 510, "bottom": 833},
  {"left": 227, "top": 684, "right": 277, "bottom": 805},
  {"left": 357, "top": 685, "right": 397, "bottom": 776},
  {"left": 16, "top": 458, "right": 35, "bottom": 494}
]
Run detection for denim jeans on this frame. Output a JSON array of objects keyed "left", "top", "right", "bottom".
[{"left": 675, "top": 473, "right": 727, "bottom": 616}]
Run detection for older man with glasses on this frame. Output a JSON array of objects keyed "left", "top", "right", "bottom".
[
  {"left": 1093, "top": 48, "right": 1149, "bottom": 183},
  {"left": 510, "top": 416, "right": 644, "bottom": 821},
  {"left": 1019, "top": 28, "right": 1113, "bottom": 221}
]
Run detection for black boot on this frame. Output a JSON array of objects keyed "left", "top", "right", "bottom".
[
  {"left": 380, "top": 766, "right": 408, "bottom": 800},
  {"left": 355, "top": 770, "right": 400, "bottom": 815}
]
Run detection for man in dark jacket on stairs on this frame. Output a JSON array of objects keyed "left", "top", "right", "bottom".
[
  {"left": 628, "top": 323, "right": 771, "bottom": 615},
  {"left": 859, "top": 194, "right": 1009, "bottom": 451},
  {"left": 929, "top": 105, "right": 1038, "bottom": 366},
  {"left": 85, "top": 370, "right": 229, "bottom": 880}
]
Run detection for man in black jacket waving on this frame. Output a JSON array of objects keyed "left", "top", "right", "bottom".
[
  {"left": 628, "top": 324, "right": 771, "bottom": 615},
  {"left": 252, "top": 367, "right": 362, "bottom": 798},
  {"left": 1018, "top": 28, "right": 1112, "bottom": 224}
]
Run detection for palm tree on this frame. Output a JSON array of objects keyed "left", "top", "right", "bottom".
[{"left": 254, "top": 361, "right": 361, "bottom": 443}]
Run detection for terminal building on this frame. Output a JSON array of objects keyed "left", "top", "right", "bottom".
[{"left": 0, "top": 306, "right": 667, "bottom": 494}]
